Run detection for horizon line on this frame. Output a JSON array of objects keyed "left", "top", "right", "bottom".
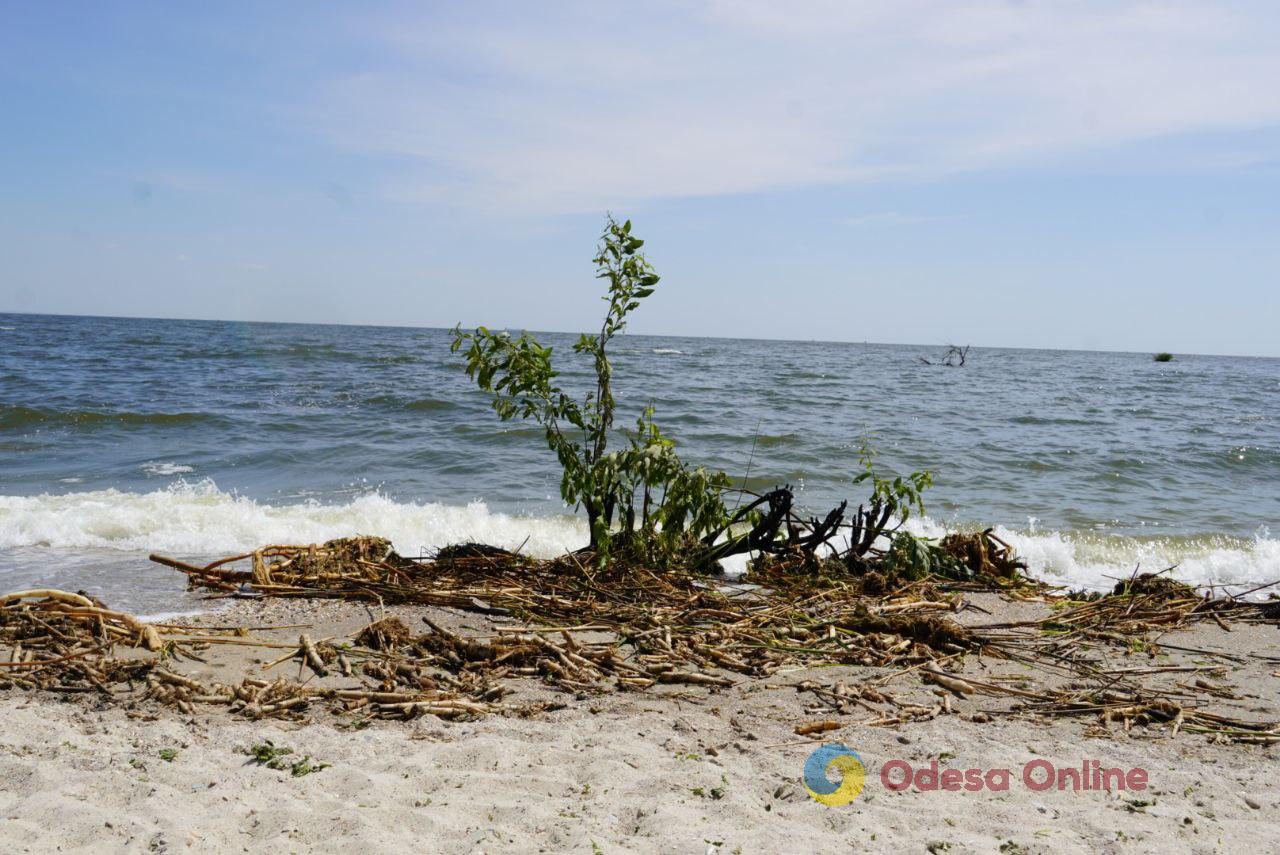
[{"left": 2, "top": 309, "right": 1274, "bottom": 361}]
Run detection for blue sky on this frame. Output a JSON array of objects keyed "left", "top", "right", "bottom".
[{"left": 2, "top": 1, "right": 1278, "bottom": 355}]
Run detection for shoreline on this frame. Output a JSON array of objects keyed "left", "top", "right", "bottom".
[
  {"left": 4, "top": 514, "right": 1280, "bottom": 619},
  {"left": 2, "top": 591, "right": 1278, "bottom": 852}
]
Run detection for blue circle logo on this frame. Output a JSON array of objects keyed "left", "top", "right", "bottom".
[{"left": 803, "top": 744, "right": 865, "bottom": 806}]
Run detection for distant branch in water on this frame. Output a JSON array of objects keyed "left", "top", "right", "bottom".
[{"left": 919, "top": 344, "right": 971, "bottom": 367}]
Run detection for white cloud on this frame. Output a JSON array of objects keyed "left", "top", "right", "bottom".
[{"left": 316, "top": 1, "right": 1280, "bottom": 212}]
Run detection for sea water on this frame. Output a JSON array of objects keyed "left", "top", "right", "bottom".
[{"left": 1, "top": 312, "right": 1276, "bottom": 614}]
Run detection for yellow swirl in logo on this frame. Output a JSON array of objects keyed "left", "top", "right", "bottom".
[{"left": 803, "top": 744, "right": 865, "bottom": 806}]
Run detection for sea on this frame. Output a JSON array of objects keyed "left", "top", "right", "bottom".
[{"left": 2, "top": 312, "right": 1277, "bottom": 615}]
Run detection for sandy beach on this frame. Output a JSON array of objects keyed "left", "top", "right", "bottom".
[{"left": 2, "top": 593, "right": 1277, "bottom": 854}]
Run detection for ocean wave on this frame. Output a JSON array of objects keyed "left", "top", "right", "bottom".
[
  {"left": 359, "top": 394, "right": 454, "bottom": 411},
  {"left": 0, "top": 484, "right": 1276, "bottom": 595},
  {"left": 741, "top": 517, "right": 1280, "bottom": 595},
  {"left": 0, "top": 405, "right": 216, "bottom": 430},
  {"left": 651, "top": 348, "right": 683, "bottom": 355},
  {"left": 688, "top": 431, "right": 802, "bottom": 448},
  {"left": 900, "top": 518, "right": 1279, "bottom": 595},
  {"left": 402, "top": 397, "right": 454, "bottom": 411},
  {"left": 0, "top": 481, "right": 586, "bottom": 557},
  {"left": 244, "top": 343, "right": 359, "bottom": 360}
]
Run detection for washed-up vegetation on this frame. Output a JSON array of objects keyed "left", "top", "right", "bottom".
[{"left": 1, "top": 537, "right": 1277, "bottom": 745}]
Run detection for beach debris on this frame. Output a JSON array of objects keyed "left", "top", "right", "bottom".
[
  {"left": 298, "top": 633, "right": 329, "bottom": 677},
  {"left": 0, "top": 587, "right": 504, "bottom": 723},
  {"left": 7, "top": 532, "right": 1278, "bottom": 744},
  {"left": 150, "top": 537, "right": 419, "bottom": 593},
  {"left": 794, "top": 720, "right": 842, "bottom": 736},
  {"left": 938, "top": 530, "right": 1026, "bottom": 579},
  {"left": 435, "top": 542, "right": 517, "bottom": 562},
  {"left": 975, "top": 568, "right": 1246, "bottom": 644},
  {"left": 0, "top": 588, "right": 163, "bottom": 651},
  {"left": 355, "top": 616, "right": 411, "bottom": 650},
  {"left": 922, "top": 666, "right": 976, "bottom": 697}
]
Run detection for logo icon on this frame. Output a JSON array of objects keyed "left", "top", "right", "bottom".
[{"left": 803, "top": 744, "right": 865, "bottom": 806}]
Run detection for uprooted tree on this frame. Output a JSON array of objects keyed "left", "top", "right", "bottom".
[
  {"left": 452, "top": 216, "right": 732, "bottom": 564},
  {"left": 452, "top": 216, "right": 1006, "bottom": 578}
]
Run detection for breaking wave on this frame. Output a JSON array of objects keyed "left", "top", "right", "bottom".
[
  {"left": 0, "top": 481, "right": 586, "bottom": 558},
  {"left": 0, "top": 483, "right": 1276, "bottom": 596},
  {"left": 901, "top": 517, "right": 1279, "bottom": 595}
]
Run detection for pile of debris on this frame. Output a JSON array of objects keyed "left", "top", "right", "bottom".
[{"left": 4, "top": 537, "right": 1276, "bottom": 745}]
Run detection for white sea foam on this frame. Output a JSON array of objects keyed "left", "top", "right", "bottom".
[
  {"left": 141, "top": 461, "right": 195, "bottom": 476},
  {"left": 731, "top": 516, "right": 1279, "bottom": 595},
  {"left": 1, "top": 483, "right": 1276, "bottom": 595},
  {"left": 899, "top": 517, "right": 1280, "bottom": 595},
  {"left": 987, "top": 525, "right": 1280, "bottom": 594},
  {"left": 134, "top": 609, "right": 207, "bottom": 623},
  {"left": 651, "top": 348, "right": 683, "bottom": 355},
  {"left": 0, "top": 481, "right": 586, "bottom": 558}
]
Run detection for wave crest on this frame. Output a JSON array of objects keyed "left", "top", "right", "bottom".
[
  {"left": 0, "top": 405, "right": 215, "bottom": 430},
  {"left": 901, "top": 517, "right": 1278, "bottom": 595},
  {"left": 0, "top": 481, "right": 586, "bottom": 557}
]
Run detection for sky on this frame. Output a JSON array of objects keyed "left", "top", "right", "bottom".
[{"left": 1, "top": 1, "right": 1278, "bottom": 356}]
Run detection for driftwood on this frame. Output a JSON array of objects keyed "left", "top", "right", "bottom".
[{"left": 919, "top": 344, "right": 971, "bottom": 367}]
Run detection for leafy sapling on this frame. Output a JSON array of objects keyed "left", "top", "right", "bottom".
[{"left": 452, "top": 216, "right": 732, "bottom": 565}]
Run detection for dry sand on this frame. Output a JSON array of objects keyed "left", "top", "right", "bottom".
[{"left": 1, "top": 596, "right": 1278, "bottom": 853}]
